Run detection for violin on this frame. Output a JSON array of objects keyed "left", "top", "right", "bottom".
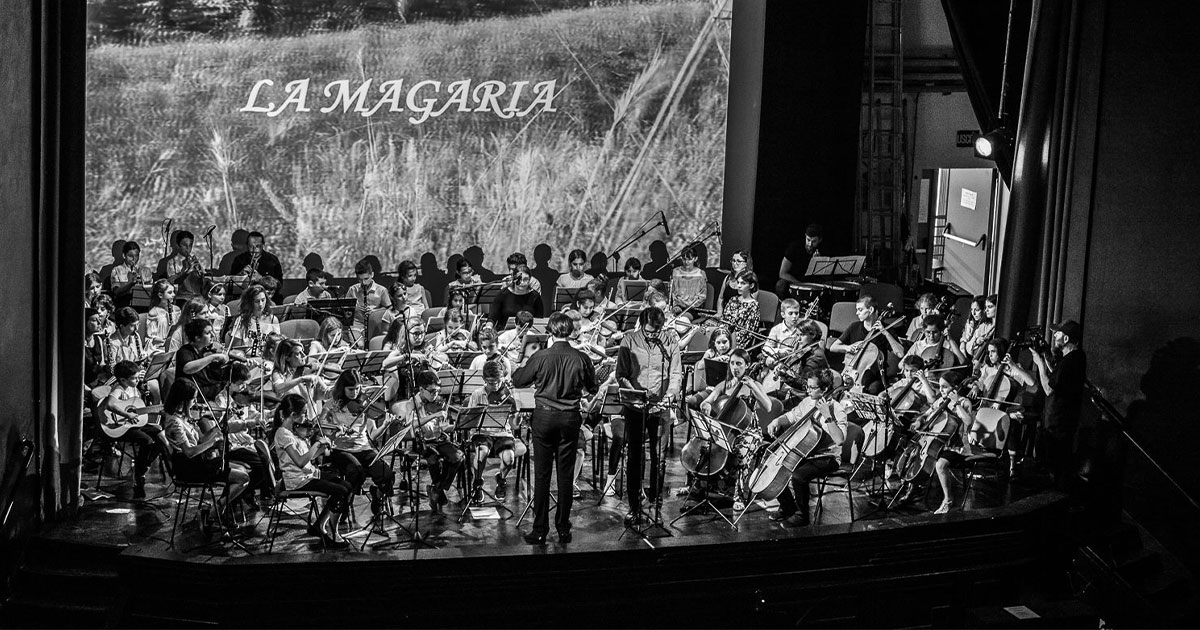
[{"left": 412, "top": 391, "right": 452, "bottom": 442}]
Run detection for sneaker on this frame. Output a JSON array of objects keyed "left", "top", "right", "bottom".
[
  {"left": 571, "top": 485, "right": 582, "bottom": 500},
  {"left": 494, "top": 473, "right": 508, "bottom": 500},
  {"left": 934, "top": 500, "right": 952, "bottom": 515},
  {"left": 470, "top": 483, "right": 484, "bottom": 505}
]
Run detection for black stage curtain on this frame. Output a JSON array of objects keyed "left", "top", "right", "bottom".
[
  {"left": 749, "top": 0, "right": 865, "bottom": 289},
  {"left": 996, "top": 0, "right": 1101, "bottom": 337},
  {"left": 0, "top": 0, "right": 86, "bottom": 534}
]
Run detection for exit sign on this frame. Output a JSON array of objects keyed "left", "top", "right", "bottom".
[{"left": 957, "top": 130, "right": 979, "bottom": 148}]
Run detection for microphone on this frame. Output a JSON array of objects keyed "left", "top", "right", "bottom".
[
  {"left": 202, "top": 225, "right": 217, "bottom": 239},
  {"left": 659, "top": 211, "right": 671, "bottom": 236}
]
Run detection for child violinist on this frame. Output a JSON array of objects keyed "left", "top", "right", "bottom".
[
  {"left": 272, "top": 393, "right": 351, "bottom": 548},
  {"left": 465, "top": 360, "right": 527, "bottom": 502},
  {"left": 317, "top": 369, "right": 395, "bottom": 516}
]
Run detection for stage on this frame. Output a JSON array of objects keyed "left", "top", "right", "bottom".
[{"left": 10, "top": 432, "right": 1084, "bottom": 628}]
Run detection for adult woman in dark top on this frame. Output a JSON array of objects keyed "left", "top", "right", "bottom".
[{"left": 489, "top": 266, "right": 544, "bottom": 329}]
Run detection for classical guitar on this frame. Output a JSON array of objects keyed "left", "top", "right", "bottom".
[{"left": 101, "top": 397, "right": 163, "bottom": 438}]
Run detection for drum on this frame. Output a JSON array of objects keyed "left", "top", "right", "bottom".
[
  {"left": 787, "top": 282, "right": 826, "bottom": 302},
  {"left": 825, "top": 280, "right": 861, "bottom": 303}
]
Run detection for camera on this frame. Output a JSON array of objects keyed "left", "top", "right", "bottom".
[{"left": 1013, "top": 327, "right": 1050, "bottom": 354}]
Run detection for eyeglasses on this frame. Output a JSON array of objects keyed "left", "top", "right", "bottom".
[{"left": 805, "top": 384, "right": 823, "bottom": 391}]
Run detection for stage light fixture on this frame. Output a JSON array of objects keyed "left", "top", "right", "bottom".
[{"left": 973, "top": 128, "right": 1010, "bottom": 160}]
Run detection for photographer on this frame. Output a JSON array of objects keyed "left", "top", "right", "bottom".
[{"left": 1028, "top": 320, "right": 1087, "bottom": 491}]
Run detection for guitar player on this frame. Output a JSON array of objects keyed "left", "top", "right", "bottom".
[{"left": 100, "top": 360, "right": 165, "bottom": 498}]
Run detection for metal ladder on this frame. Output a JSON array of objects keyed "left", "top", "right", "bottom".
[{"left": 854, "top": 0, "right": 906, "bottom": 281}]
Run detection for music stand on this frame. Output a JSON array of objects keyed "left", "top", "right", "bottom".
[
  {"left": 670, "top": 412, "right": 736, "bottom": 530},
  {"left": 130, "top": 284, "right": 153, "bottom": 311},
  {"left": 610, "top": 305, "right": 644, "bottom": 331},
  {"left": 445, "top": 351, "right": 477, "bottom": 370},
  {"left": 455, "top": 405, "right": 516, "bottom": 521},
  {"left": 805, "top": 255, "right": 866, "bottom": 278},
  {"left": 437, "top": 368, "right": 468, "bottom": 399},
  {"left": 144, "top": 351, "right": 174, "bottom": 383},
  {"left": 341, "top": 350, "right": 390, "bottom": 375},
  {"left": 615, "top": 389, "right": 674, "bottom": 542},
  {"left": 620, "top": 280, "right": 649, "bottom": 303},
  {"left": 554, "top": 287, "right": 583, "bottom": 311},
  {"left": 680, "top": 350, "right": 705, "bottom": 367},
  {"left": 362, "top": 419, "right": 440, "bottom": 551},
  {"left": 512, "top": 388, "right": 536, "bottom": 412},
  {"left": 472, "top": 283, "right": 505, "bottom": 311},
  {"left": 308, "top": 298, "right": 357, "bottom": 326},
  {"left": 703, "top": 359, "right": 729, "bottom": 387}
]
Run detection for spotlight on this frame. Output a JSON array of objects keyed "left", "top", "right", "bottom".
[{"left": 973, "top": 128, "right": 1010, "bottom": 160}]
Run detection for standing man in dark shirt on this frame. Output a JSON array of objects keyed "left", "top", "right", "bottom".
[
  {"left": 616, "top": 307, "right": 682, "bottom": 526},
  {"left": 511, "top": 312, "right": 598, "bottom": 545},
  {"left": 775, "top": 223, "right": 824, "bottom": 296},
  {"left": 1030, "top": 320, "right": 1087, "bottom": 490},
  {"left": 229, "top": 230, "right": 284, "bottom": 285}
]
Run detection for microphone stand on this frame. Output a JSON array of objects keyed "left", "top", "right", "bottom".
[
  {"left": 192, "top": 361, "right": 254, "bottom": 555},
  {"left": 607, "top": 213, "right": 669, "bottom": 274},
  {"left": 653, "top": 221, "right": 721, "bottom": 273}
]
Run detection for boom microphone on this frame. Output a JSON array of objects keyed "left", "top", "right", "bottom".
[
  {"left": 202, "top": 225, "right": 217, "bottom": 239},
  {"left": 660, "top": 211, "right": 671, "bottom": 236}
]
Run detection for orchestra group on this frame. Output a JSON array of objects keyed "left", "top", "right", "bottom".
[{"left": 82, "top": 222, "right": 1087, "bottom": 547}]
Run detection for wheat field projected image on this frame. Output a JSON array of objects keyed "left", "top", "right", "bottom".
[{"left": 85, "top": 0, "right": 732, "bottom": 277}]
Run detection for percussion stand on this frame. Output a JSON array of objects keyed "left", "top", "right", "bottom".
[{"left": 669, "top": 412, "right": 736, "bottom": 531}]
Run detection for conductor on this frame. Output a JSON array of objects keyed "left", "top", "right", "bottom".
[{"left": 511, "top": 311, "right": 598, "bottom": 545}]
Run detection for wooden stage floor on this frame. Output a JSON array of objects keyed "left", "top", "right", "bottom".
[{"left": 64, "top": 430, "right": 1055, "bottom": 560}]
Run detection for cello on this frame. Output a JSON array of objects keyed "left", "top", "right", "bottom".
[
  {"left": 682, "top": 361, "right": 761, "bottom": 477},
  {"left": 840, "top": 305, "right": 903, "bottom": 390},
  {"left": 744, "top": 402, "right": 826, "bottom": 501},
  {"left": 893, "top": 376, "right": 976, "bottom": 487}
]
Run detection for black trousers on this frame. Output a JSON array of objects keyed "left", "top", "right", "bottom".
[
  {"left": 1039, "top": 422, "right": 1078, "bottom": 491},
  {"left": 623, "top": 405, "right": 664, "bottom": 512},
  {"left": 331, "top": 448, "right": 394, "bottom": 495},
  {"left": 296, "top": 476, "right": 353, "bottom": 515},
  {"left": 423, "top": 440, "right": 464, "bottom": 491},
  {"left": 115, "top": 425, "right": 162, "bottom": 479},
  {"left": 775, "top": 456, "right": 838, "bottom": 517},
  {"left": 227, "top": 446, "right": 270, "bottom": 496},
  {"left": 529, "top": 406, "right": 582, "bottom": 537}
]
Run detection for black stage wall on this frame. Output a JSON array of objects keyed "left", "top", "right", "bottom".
[
  {"left": 747, "top": 0, "right": 866, "bottom": 287},
  {"left": 1073, "top": 2, "right": 1200, "bottom": 510}
]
